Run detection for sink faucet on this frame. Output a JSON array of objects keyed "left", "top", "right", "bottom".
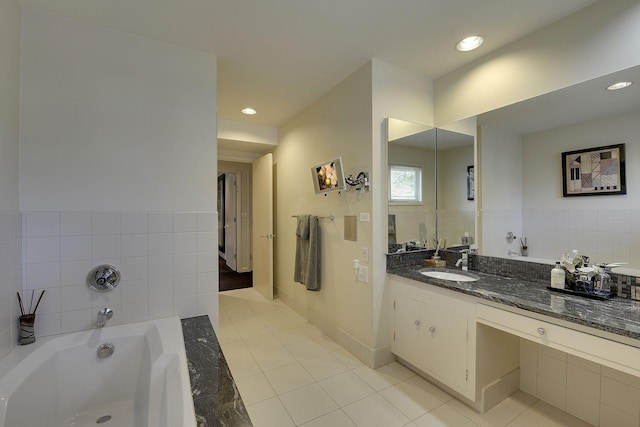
[
  {"left": 95, "top": 308, "right": 114, "bottom": 328},
  {"left": 455, "top": 250, "right": 469, "bottom": 271}
]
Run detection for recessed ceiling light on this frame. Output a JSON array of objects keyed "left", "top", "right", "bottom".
[
  {"left": 241, "top": 108, "right": 257, "bottom": 115},
  {"left": 606, "top": 81, "right": 633, "bottom": 91},
  {"left": 456, "top": 36, "right": 484, "bottom": 52}
]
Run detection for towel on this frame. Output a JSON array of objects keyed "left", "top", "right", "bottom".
[
  {"left": 294, "top": 215, "right": 321, "bottom": 291},
  {"left": 296, "top": 214, "right": 310, "bottom": 239}
]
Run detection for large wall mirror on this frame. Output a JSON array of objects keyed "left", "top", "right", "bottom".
[
  {"left": 387, "top": 118, "right": 475, "bottom": 253},
  {"left": 477, "top": 65, "right": 640, "bottom": 272}
]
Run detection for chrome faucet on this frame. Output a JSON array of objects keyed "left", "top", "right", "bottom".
[
  {"left": 95, "top": 308, "right": 114, "bottom": 328},
  {"left": 455, "top": 250, "right": 469, "bottom": 271}
]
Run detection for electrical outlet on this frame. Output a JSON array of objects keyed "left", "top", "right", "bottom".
[
  {"left": 362, "top": 247, "right": 369, "bottom": 263},
  {"left": 357, "top": 265, "right": 369, "bottom": 283},
  {"left": 359, "top": 212, "right": 370, "bottom": 222}
]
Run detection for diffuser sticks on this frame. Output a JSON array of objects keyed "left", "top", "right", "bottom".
[{"left": 16, "top": 289, "right": 46, "bottom": 316}]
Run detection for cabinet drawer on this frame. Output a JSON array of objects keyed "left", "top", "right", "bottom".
[{"left": 477, "top": 303, "right": 640, "bottom": 378}]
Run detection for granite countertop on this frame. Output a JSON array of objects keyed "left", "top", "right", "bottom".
[
  {"left": 182, "top": 316, "right": 253, "bottom": 427},
  {"left": 388, "top": 265, "right": 640, "bottom": 341}
]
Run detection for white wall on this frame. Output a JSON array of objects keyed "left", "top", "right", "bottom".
[
  {"left": 372, "top": 59, "right": 434, "bottom": 359},
  {"left": 275, "top": 63, "right": 377, "bottom": 364},
  {"left": 479, "top": 126, "right": 523, "bottom": 257},
  {"left": 0, "top": 0, "right": 22, "bottom": 360},
  {"left": 20, "top": 9, "right": 217, "bottom": 212},
  {"left": 18, "top": 10, "right": 219, "bottom": 336},
  {"left": 435, "top": 0, "right": 640, "bottom": 125}
]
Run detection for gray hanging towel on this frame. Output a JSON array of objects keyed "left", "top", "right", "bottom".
[{"left": 294, "top": 215, "right": 320, "bottom": 291}]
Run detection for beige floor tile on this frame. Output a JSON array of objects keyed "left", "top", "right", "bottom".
[
  {"left": 220, "top": 340, "right": 253, "bottom": 359},
  {"left": 226, "top": 355, "right": 262, "bottom": 380},
  {"left": 509, "top": 401, "right": 593, "bottom": 427},
  {"left": 301, "top": 352, "right": 349, "bottom": 381},
  {"left": 235, "top": 373, "right": 276, "bottom": 406},
  {"left": 246, "top": 396, "right": 295, "bottom": 427},
  {"left": 300, "top": 323, "right": 324, "bottom": 338},
  {"left": 319, "top": 371, "right": 376, "bottom": 407},
  {"left": 286, "top": 338, "right": 329, "bottom": 361},
  {"left": 264, "top": 362, "right": 316, "bottom": 394},
  {"left": 333, "top": 348, "right": 365, "bottom": 370},
  {"left": 220, "top": 289, "right": 596, "bottom": 427},
  {"left": 405, "top": 376, "right": 454, "bottom": 403},
  {"left": 243, "top": 333, "right": 284, "bottom": 353},
  {"left": 215, "top": 323, "right": 242, "bottom": 344},
  {"left": 279, "top": 383, "right": 339, "bottom": 425},
  {"left": 314, "top": 334, "right": 345, "bottom": 353},
  {"left": 353, "top": 362, "right": 414, "bottom": 391},
  {"left": 446, "top": 398, "right": 521, "bottom": 427},
  {"left": 380, "top": 380, "right": 448, "bottom": 420},
  {"left": 252, "top": 345, "right": 298, "bottom": 371},
  {"left": 414, "top": 404, "right": 479, "bottom": 427},
  {"left": 343, "top": 393, "right": 411, "bottom": 427},
  {"left": 275, "top": 326, "right": 312, "bottom": 346},
  {"left": 299, "top": 409, "right": 357, "bottom": 427}
]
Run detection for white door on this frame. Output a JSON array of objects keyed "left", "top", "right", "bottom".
[
  {"left": 224, "top": 173, "right": 238, "bottom": 271},
  {"left": 252, "top": 153, "right": 274, "bottom": 300}
]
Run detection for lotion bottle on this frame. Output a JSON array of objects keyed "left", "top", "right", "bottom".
[{"left": 551, "top": 261, "right": 565, "bottom": 289}]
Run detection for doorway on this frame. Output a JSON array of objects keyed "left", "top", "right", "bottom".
[{"left": 217, "top": 165, "right": 254, "bottom": 291}]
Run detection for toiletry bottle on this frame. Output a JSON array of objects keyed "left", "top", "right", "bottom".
[{"left": 551, "top": 261, "right": 565, "bottom": 289}]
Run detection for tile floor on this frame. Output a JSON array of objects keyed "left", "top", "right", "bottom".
[{"left": 217, "top": 288, "right": 592, "bottom": 427}]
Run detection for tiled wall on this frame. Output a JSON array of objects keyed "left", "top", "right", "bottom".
[
  {"left": 520, "top": 338, "right": 640, "bottom": 427},
  {"left": 522, "top": 208, "right": 640, "bottom": 266},
  {"left": 0, "top": 212, "right": 22, "bottom": 360},
  {"left": 22, "top": 211, "right": 218, "bottom": 337},
  {"left": 480, "top": 209, "right": 523, "bottom": 258}
]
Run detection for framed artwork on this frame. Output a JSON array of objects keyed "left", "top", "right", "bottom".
[
  {"left": 562, "top": 144, "right": 626, "bottom": 197},
  {"left": 467, "top": 165, "right": 475, "bottom": 201}
]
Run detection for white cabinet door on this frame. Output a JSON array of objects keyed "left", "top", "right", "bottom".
[
  {"left": 392, "top": 282, "right": 471, "bottom": 397},
  {"left": 393, "top": 295, "right": 428, "bottom": 369},
  {"left": 426, "top": 304, "right": 468, "bottom": 391}
]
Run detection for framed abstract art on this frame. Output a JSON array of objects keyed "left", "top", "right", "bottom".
[{"left": 561, "top": 144, "right": 626, "bottom": 197}]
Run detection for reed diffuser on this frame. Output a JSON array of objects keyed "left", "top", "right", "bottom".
[{"left": 17, "top": 290, "right": 45, "bottom": 345}]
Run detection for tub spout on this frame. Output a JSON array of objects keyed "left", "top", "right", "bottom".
[{"left": 95, "top": 308, "right": 113, "bottom": 328}]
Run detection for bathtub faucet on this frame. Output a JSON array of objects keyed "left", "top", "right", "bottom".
[{"left": 95, "top": 308, "right": 114, "bottom": 328}]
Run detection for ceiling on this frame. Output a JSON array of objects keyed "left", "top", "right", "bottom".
[
  {"left": 478, "top": 65, "right": 640, "bottom": 135},
  {"left": 20, "top": 0, "right": 598, "bottom": 129}
]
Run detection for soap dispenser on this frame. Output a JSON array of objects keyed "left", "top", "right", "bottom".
[{"left": 551, "top": 261, "right": 565, "bottom": 289}]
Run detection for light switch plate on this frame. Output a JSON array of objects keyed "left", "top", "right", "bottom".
[
  {"left": 359, "top": 213, "right": 370, "bottom": 222},
  {"left": 357, "top": 265, "right": 369, "bottom": 283},
  {"left": 362, "top": 247, "right": 369, "bottom": 263}
]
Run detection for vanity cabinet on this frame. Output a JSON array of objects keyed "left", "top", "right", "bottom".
[{"left": 391, "top": 276, "right": 476, "bottom": 400}]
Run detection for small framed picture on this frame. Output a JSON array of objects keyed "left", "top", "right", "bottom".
[
  {"left": 467, "top": 165, "right": 475, "bottom": 201},
  {"left": 562, "top": 144, "right": 626, "bottom": 197}
]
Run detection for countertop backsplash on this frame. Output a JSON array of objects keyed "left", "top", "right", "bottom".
[{"left": 387, "top": 250, "right": 640, "bottom": 301}]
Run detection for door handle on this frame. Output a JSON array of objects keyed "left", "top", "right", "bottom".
[{"left": 259, "top": 234, "right": 276, "bottom": 239}]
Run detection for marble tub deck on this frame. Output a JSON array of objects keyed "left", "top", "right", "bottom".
[{"left": 182, "top": 315, "right": 253, "bottom": 427}]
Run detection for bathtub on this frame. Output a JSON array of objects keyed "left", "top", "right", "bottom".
[{"left": 0, "top": 316, "right": 196, "bottom": 427}]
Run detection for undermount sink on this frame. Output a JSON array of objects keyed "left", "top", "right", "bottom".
[{"left": 421, "top": 270, "right": 479, "bottom": 282}]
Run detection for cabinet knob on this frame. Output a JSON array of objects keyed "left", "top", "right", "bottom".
[
  {"left": 414, "top": 320, "right": 421, "bottom": 326},
  {"left": 537, "top": 327, "right": 545, "bottom": 335},
  {"left": 429, "top": 326, "right": 435, "bottom": 333}
]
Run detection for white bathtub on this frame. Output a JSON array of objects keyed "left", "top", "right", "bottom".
[{"left": 0, "top": 317, "right": 196, "bottom": 427}]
